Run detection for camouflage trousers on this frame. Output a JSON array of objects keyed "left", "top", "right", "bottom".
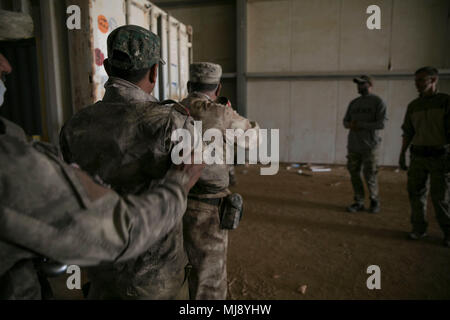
[
  {"left": 346, "top": 149, "right": 379, "bottom": 204},
  {"left": 183, "top": 198, "right": 228, "bottom": 300},
  {"left": 86, "top": 270, "right": 189, "bottom": 300},
  {"left": 407, "top": 154, "right": 450, "bottom": 236}
]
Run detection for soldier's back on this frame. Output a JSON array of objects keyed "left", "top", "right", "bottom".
[
  {"left": 61, "top": 100, "right": 190, "bottom": 194},
  {"left": 60, "top": 99, "right": 193, "bottom": 299}
]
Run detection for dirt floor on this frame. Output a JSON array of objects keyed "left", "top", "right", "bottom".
[
  {"left": 227, "top": 164, "right": 450, "bottom": 300},
  {"left": 50, "top": 163, "right": 450, "bottom": 300}
]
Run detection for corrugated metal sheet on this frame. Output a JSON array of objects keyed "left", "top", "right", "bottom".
[{"left": 0, "top": 38, "right": 42, "bottom": 137}]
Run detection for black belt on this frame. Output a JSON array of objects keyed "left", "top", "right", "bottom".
[
  {"left": 188, "top": 197, "right": 222, "bottom": 206},
  {"left": 410, "top": 145, "right": 447, "bottom": 158}
]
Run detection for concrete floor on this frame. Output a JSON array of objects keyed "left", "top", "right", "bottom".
[{"left": 50, "top": 163, "right": 450, "bottom": 300}]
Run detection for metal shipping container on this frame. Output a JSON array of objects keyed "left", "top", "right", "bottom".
[{"left": 67, "top": 0, "right": 193, "bottom": 111}]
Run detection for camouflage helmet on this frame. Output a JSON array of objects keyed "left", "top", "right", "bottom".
[
  {"left": 107, "top": 25, "right": 165, "bottom": 71},
  {"left": 189, "top": 62, "right": 222, "bottom": 84}
]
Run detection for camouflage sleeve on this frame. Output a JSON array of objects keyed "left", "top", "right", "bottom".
[
  {"left": 60, "top": 165, "right": 189, "bottom": 265},
  {"left": 222, "top": 106, "right": 260, "bottom": 150},
  {"left": 0, "top": 136, "right": 189, "bottom": 267},
  {"left": 401, "top": 103, "right": 415, "bottom": 140},
  {"left": 168, "top": 103, "right": 202, "bottom": 161},
  {"left": 111, "top": 168, "right": 189, "bottom": 262},
  {"left": 223, "top": 106, "right": 255, "bottom": 131}
]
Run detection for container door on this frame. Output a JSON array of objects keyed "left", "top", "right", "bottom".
[
  {"left": 178, "top": 24, "right": 190, "bottom": 99},
  {"left": 90, "top": 0, "right": 126, "bottom": 102},
  {"left": 167, "top": 15, "right": 180, "bottom": 100}
]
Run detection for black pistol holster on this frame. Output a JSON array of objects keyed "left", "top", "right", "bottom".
[
  {"left": 34, "top": 258, "right": 68, "bottom": 277},
  {"left": 219, "top": 193, "right": 244, "bottom": 230}
]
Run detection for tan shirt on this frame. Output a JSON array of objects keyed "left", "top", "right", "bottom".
[{"left": 401, "top": 92, "right": 450, "bottom": 147}]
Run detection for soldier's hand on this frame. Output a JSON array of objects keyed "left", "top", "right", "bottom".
[
  {"left": 174, "top": 154, "right": 205, "bottom": 192},
  {"left": 399, "top": 152, "right": 408, "bottom": 171}
]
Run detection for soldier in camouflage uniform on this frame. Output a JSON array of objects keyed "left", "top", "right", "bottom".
[
  {"left": 343, "top": 75, "right": 387, "bottom": 214},
  {"left": 399, "top": 66, "right": 450, "bottom": 247},
  {"left": 0, "top": 52, "right": 203, "bottom": 299},
  {"left": 59, "top": 25, "right": 200, "bottom": 299},
  {"left": 181, "top": 62, "right": 259, "bottom": 300},
  {"left": 0, "top": 133, "right": 202, "bottom": 299}
]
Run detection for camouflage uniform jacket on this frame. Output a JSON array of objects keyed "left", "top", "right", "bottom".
[
  {"left": 0, "top": 134, "right": 190, "bottom": 299},
  {"left": 0, "top": 116, "right": 27, "bottom": 142},
  {"left": 181, "top": 92, "right": 257, "bottom": 198},
  {"left": 59, "top": 77, "right": 196, "bottom": 299}
]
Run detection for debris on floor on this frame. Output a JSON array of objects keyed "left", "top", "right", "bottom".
[
  {"left": 297, "top": 170, "right": 312, "bottom": 177},
  {"left": 308, "top": 166, "right": 331, "bottom": 172},
  {"left": 329, "top": 182, "right": 341, "bottom": 187},
  {"left": 297, "top": 285, "right": 307, "bottom": 295}
]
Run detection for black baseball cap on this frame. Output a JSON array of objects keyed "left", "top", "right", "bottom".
[{"left": 353, "top": 75, "right": 373, "bottom": 86}]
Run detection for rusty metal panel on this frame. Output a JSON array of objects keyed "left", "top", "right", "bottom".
[
  {"left": 150, "top": 5, "right": 168, "bottom": 100},
  {"left": 159, "top": 10, "right": 169, "bottom": 100},
  {"left": 167, "top": 15, "right": 179, "bottom": 100},
  {"left": 67, "top": 0, "right": 95, "bottom": 112},
  {"left": 150, "top": 6, "right": 160, "bottom": 99},
  {"left": 178, "top": 23, "right": 189, "bottom": 99}
]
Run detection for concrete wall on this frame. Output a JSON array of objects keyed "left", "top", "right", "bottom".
[{"left": 247, "top": 0, "right": 450, "bottom": 165}]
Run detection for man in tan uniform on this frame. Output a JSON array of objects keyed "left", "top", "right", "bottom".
[
  {"left": 399, "top": 66, "right": 450, "bottom": 247},
  {"left": 181, "top": 62, "right": 258, "bottom": 299}
]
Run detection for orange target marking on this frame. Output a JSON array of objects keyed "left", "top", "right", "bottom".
[{"left": 98, "top": 15, "right": 109, "bottom": 33}]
